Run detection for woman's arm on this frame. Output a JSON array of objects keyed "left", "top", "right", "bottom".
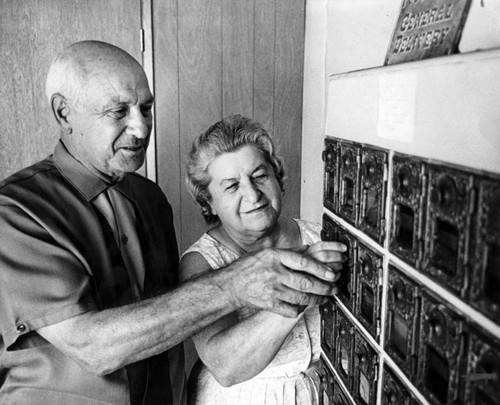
[
  {"left": 180, "top": 251, "right": 302, "bottom": 386},
  {"left": 195, "top": 306, "right": 301, "bottom": 387}
]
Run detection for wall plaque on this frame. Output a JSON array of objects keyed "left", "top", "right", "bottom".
[{"left": 384, "top": 0, "right": 472, "bottom": 65}]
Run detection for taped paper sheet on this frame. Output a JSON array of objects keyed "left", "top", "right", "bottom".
[{"left": 377, "top": 71, "right": 417, "bottom": 143}]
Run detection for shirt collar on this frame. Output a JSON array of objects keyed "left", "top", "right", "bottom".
[{"left": 53, "top": 141, "right": 137, "bottom": 202}]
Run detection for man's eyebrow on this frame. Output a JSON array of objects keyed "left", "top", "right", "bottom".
[
  {"left": 100, "top": 93, "right": 155, "bottom": 110},
  {"left": 144, "top": 95, "right": 155, "bottom": 105},
  {"left": 100, "top": 98, "right": 124, "bottom": 111}
]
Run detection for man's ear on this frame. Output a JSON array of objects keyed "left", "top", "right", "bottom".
[{"left": 50, "top": 93, "right": 72, "bottom": 133}]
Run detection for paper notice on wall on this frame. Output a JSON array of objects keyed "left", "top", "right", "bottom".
[{"left": 377, "top": 71, "right": 417, "bottom": 143}]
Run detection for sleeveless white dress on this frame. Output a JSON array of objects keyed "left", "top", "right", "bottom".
[{"left": 182, "top": 219, "right": 322, "bottom": 405}]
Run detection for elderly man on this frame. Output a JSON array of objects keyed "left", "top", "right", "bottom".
[{"left": 0, "top": 41, "right": 343, "bottom": 404}]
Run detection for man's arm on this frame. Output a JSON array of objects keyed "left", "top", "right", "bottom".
[
  {"left": 37, "top": 247, "right": 339, "bottom": 376},
  {"left": 179, "top": 240, "right": 345, "bottom": 386}
]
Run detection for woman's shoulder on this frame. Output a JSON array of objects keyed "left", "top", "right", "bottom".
[
  {"left": 179, "top": 250, "right": 211, "bottom": 282},
  {"left": 182, "top": 232, "right": 218, "bottom": 257},
  {"left": 181, "top": 232, "right": 239, "bottom": 272}
]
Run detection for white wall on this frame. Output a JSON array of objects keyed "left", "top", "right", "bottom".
[
  {"left": 300, "top": 0, "right": 328, "bottom": 222},
  {"left": 300, "top": 0, "right": 500, "bottom": 222}
]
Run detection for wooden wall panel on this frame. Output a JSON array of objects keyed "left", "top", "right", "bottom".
[
  {"left": 222, "top": 0, "right": 254, "bottom": 117},
  {"left": 273, "top": 0, "right": 305, "bottom": 219},
  {"left": 0, "top": 0, "right": 142, "bottom": 181},
  {"left": 152, "top": 0, "right": 305, "bottom": 252},
  {"left": 253, "top": 0, "right": 276, "bottom": 134},
  {"left": 154, "top": 0, "right": 182, "bottom": 239},
  {"left": 178, "top": 0, "right": 223, "bottom": 249}
]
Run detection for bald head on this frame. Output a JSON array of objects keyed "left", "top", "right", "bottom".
[
  {"left": 46, "top": 41, "right": 154, "bottom": 180},
  {"left": 45, "top": 40, "right": 144, "bottom": 108}
]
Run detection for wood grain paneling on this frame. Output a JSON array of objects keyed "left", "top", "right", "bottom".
[
  {"left": 154, "top": 0, "right": 182, "bottom": 239},
  {"left": 152, "top": 0, "right": 305, "bottom": 253},
  {"left": 274, "top": 0, "right": 305, "bottom": 219},
  {"left": 222, "top": 0, "right": 254, "bottom": 117},
  {"left": 178, "top": 0, "right": 223, "bottom": 249},
  {"left": 253, "top": 0, "right": 276, "bottom": 134},
  {"left": 0, "top": 0, "right": 142, "bottom": 180}
]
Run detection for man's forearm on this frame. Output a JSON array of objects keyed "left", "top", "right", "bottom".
[
  {"left": 38, "top": 269, "right": 237, "bottom": 375},
  {"left": 38, "top": 246, "right": 339, "bottom": 375}
]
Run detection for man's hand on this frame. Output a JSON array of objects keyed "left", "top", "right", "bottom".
[
  {"left": 224, "top": 243, "right": 346, "bottom": 318},
  {"left": 303, "top": 241, "right": 346, "bottom": 272}
]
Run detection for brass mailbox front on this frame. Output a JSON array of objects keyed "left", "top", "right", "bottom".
[
  {"left": 320, "top": 137, "right": 500, "bottom": 405},
  {"left": 338, "top": 141, "right": 361, "bottom": 226},
  {"left": 355, "top": 242, "right": 383, "bottom": 340},
  {"left": 381, "top": 366, "right": 412, "bottom": 405},
  {"left": 389, "top": 153, "right": 427, "bottom": 267},
  {"left": 323, "top": 138, "right": 340, "bottom": 213},
  {"left": 321, "top": 213, "right": 338, "bottom": 242},
  {"left": 465, "top": 328, "right": 500, "bottom": 405},
  {"left": 417, "top": 291, "right": 467, "bottom": 405},
  {"left": 470, "top": 176, "right": 500, "bottom": 323},
  {"left": 359, "top": 146, "right": 388, "bottom": 245},
  {"left": 334, "top": 307, "right": 355, "bottom": 393},
  {"left": 422, "top": 164, "right": 474, "bottom": 297},
  {"left": 322, "top": 214, "right": 358, "bottom": 312},
  {"left": 385, "top": 266, "right": 420, "bottom": 381},
  {"left": 318, "top": 358, "right": 335, "bottom": 405},
  {"left": 353, "top": 331, "right": 378, "bottom": 405},
  {"left": 337, "top": 226, "right": 358, "bottom": 312},
  {"left": 321, "top": 298, "right": 336, "bottom": 363},
  {"left": 333, "top": 378, "right": 352, "bottom": 405}
]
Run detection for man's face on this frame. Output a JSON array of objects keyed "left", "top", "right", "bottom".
[{"left": 67, "top": 63, "right": 154, "bottom": 181}]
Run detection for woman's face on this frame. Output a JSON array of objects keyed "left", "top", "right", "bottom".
[{"left": 207, "top": 145, "right": 282, "bottom": 238}]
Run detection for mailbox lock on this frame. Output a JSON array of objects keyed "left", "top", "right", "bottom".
[
  {"left": 396, "top": 166, "right": 411, "bottom": 192},
  {"left": 433, "top": 323, "right": 444, "bottom": 337},
  {"left": 396, "top": 289, "right": 405, "bottom": 301},
  {"left": 343, "top": 153, "right": 352, "bottom": 167},
  {"left": 362, "top": 260, "right": 371, "bottom": 276},
  {"left": 432, "top": 175, "right": 457, "bottom": 210}
]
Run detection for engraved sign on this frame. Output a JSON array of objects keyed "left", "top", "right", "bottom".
[{"left": 385, "top": 0, "right": 472, "bottom": 65}]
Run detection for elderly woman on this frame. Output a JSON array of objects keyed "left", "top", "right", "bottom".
[{"left": 180, "top": 115, "right": 345, "bottom": 405}]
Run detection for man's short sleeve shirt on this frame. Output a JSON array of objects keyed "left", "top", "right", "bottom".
[{"left": 0, "top": 142, "right": 180, "bottom": 404}]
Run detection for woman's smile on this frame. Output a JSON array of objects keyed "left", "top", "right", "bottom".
[{"left": 243, "top": 203, "right": 268, "bottom": 214}]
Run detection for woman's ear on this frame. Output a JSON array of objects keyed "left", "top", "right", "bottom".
[
  {"left": 50, "top": 93, "right": 72, "bottom": 133},
  {"left": 206, "top": 201, "right": 216, "bottom": 216}
]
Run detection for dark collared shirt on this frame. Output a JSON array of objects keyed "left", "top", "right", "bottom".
[{"left": 0, "top": 141, "right": 182, "bottom": 404}]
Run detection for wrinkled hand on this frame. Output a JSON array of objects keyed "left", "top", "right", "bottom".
[
  {"left": 226, "top": 244, "right": 346, "bottom": 318},
  {"left": 303, "top": 241, "right": 346, "bottom": 273},
  {"left": 293, "top": 241, "right": 346, "bottom": 312}
]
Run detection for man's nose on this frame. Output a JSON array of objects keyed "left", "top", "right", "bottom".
[{"left": 127, "top": 108, "right": 151, "bottom": 139}]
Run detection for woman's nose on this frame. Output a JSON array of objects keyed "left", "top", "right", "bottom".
[{"left": 241, "top": 182, "right": 261, "bottom": 203}]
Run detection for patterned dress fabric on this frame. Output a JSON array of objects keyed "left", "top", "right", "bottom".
[{"left": 183, "top": 219, "right": 322, "bottom": 405}]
